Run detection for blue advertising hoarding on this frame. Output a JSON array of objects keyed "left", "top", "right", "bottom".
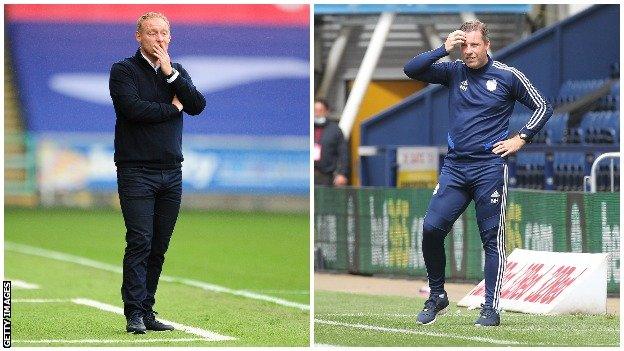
[{"left": 37, "top": 134, "right": 309, "bottom": 195}]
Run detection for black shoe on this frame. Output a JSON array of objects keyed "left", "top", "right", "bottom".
[
  {"left": 417, "top": 291, "right": 449, "bottom": 325},
  {"left": 126, "top": 313, "right": 146, "bottom": 334},
  {"left": 474, "top": 304, "right": 501, "bottom": 327},
  {"left": 144, "top": 311, "right": 174, "bottom": 331}
]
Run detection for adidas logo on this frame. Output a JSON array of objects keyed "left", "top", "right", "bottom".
[{"left": 490, "top": 190, "right": 500, "bottom": 204}]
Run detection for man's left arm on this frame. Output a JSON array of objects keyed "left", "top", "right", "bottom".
[
  {"left": 493, "top": 69, "right": 553, "bottom": 157},
  {"left": 168, "top": 64, "right": 206, "bottom": 116},
  {"left": 510, "top": 69, "right": 554, "bottom": 141}
]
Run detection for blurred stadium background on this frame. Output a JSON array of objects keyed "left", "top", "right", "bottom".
[
  {"left": 314, "top": 4, "right": 619, "bottom": 347},
  {"left": 5, "top": 4, "right": 309, "bottom": 212},
  {"left": 4, "top": 4, "right": 310, "bottom": 346}
]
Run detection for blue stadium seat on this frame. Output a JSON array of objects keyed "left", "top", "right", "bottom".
[
  {"left": 603, "top": 111, "right": 619, "bottom": 143},
  {"left": 579, "top": 112, "right": 595, "bottom": 143},
  {"left": 593, "top": 81, "right": 618, "bottom": 111},
  {"left": 580, "top": 111, "right": 619, "bottom": 144},
  {"left": 545, "top": 113, "right": 568, "bottom": 145},
  {"left": 603, "top": 81, "right": 620, "bottom": 110},
  {"left": 515, "top": 152, "right": 545, "bottom": 189},
  {"left": 556, "top": 79, "right": 608, "bottom": 107},
  {"left": 553, "top": 152, "right": 586, "bottom": 191},
  {"left": 555, "top": 79, "right": 607, "bottom": 105}
]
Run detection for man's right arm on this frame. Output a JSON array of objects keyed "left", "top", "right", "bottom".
[
  {"left": 109, "top": 62, "right": 180, "bottom": 123},
  {"left": 403, "top": 30, "right": 466, "bottom": 85},
  {"left": 403, "top": 46, "right": 451, "bottom": 85}
]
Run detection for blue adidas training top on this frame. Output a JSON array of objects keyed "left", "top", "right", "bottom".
[{"left": 404, "top": 45, "right": 553, "bottom": 163}]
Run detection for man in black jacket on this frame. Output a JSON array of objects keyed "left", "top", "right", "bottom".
[
  {"left": 109, "top": 12, "right": 206, "bottom": 334},
  {"left": 313, "top": 99, "right": 349, "bottom": 186}
]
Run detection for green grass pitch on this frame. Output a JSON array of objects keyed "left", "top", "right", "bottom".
[
  {"left": 314, "top": 291, "right": 619, "bottom": 347},
  {"left": 4, "top": 207, "right": 309, "bottom": 346}
]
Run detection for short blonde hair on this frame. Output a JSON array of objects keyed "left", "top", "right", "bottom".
[
  {"left": 136, "top": 12, "right": 170, "bottom": 33},
  {"left": 460, "top": 19, "right": 489, "bottom": 42}
]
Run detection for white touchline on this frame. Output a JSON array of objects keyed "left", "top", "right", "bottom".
[
  {"left": 13, "top": 338, "right": 208, "bottom": 344},
  {"left": 13, "top": 299, "right": 70, "bottom": 303},
  {"left": 318, "top": 313, "right": 419, "bottom": 317},
  {"left": 253, "top": 290, "right": 310, "bottom": 295},
  {"left": 167, "top": 277, "right": 310, "bottom": 311},
  {"left": 9, "top": 279, "right": 40, "bottom": 289},
  {"left": 314, "top": 319, "right": 525, "bottom": 345},
  {"left": 71, "top": 298, "right": 236, "bottom": 341},
  {"left": 5, "top": 241, "right": 309, "bottom": 311}
]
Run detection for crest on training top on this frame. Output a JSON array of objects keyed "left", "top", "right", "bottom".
[
  {"left": 460, "top": 80, "right": 468, "bottom": 91},
  {"left": 486, "top": 79, "right": 497, "bottom": 91}
]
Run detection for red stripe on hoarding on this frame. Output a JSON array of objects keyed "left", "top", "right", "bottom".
[
  {"left": 5, "top": 4, "right": 309, "bottom": 26},
  {"left": 523, "top": 266, "right": 585, "bottom": 304}
]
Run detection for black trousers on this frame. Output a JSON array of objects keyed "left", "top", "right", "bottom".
[{"left": 117, "top": 166, "right": 182, "bottom": 318}]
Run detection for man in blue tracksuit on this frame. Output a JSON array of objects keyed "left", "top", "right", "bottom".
[{"left": 404, "top": 20, "right": 552, "bottom": 326}]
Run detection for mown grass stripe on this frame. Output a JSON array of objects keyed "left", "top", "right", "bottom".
[{"left": 5, "top": 241, "right": 309, "bottom": 311}]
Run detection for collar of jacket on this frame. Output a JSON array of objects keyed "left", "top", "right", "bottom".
[{"left": 134, "top": 49, "right": 158, "bottom": 72}]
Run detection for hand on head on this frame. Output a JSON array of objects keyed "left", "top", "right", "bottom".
[{"left": 445, "top": 30, "right": 466, "bottom": 53}]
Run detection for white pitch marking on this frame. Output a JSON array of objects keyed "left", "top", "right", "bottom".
[
  {"left": 5, "top": 241, "right": 309, "bottom": 311},
  {"left": 502, "top": 326, "right": 620, "bottom": 333},
  {"left": 10, "top": 279, "right": 40, "bottom": 289},
  {"left": 71, "top": 298, "right": 235, "bottom": 341},
  {"left": 13, "top": 299, "right": 69, "bottom": 303},
  {"left": 317, "top": 313, "right": 419, "bottom": 317},
  {"left": 14, "top": 338, "right": 208, "bottom": 344},
  {"left": 314, "top": 319, "right": 525, "bottom": 345},
  {"left": 253, "top": 290, "right": 310, "bottom": 295},
  {"left": 165, "top": 276, "right": 310, "bottom": 311}
]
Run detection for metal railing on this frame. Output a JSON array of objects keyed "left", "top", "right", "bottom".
[{"left": 584, "top": 152, "right": 620, "bottom": 193}]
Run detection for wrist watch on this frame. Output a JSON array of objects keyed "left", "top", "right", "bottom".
[
  {"left": 166, "top": 68, "right": 177, "bottom": 80},
  {"left": 518, "top": 132, "right": 532, "bottom": 143}
]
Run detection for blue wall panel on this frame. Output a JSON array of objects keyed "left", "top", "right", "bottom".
[
  {"left": 8, "top": 23, "right": 309, "bottom": 137},
  {"left": 559, "top": 6, "right": 619, "bottom": 81}
]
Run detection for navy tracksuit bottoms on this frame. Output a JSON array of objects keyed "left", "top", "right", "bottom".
[
  {"left": 423, "top": 160, "right": 508, "bottom": 310},
  {"left": 117, "top": 166, "right": 182, "bottom": 318}
]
